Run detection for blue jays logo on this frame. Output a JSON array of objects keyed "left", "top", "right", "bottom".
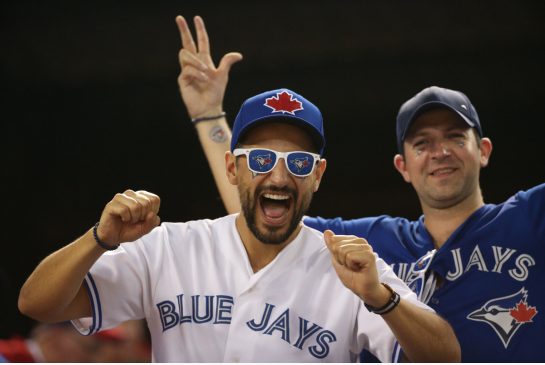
[
  {"left": 252, "top": 154, "right": 273, "bottom": 170},
  {"left": 467, "top": 287, "right": 538, "bottom": 348},
  {"left": 289, "top": 157, "right": 310, "bottom": 172},
  {"left": 406, "top": 250, "right": 436, "bottom": 304}
]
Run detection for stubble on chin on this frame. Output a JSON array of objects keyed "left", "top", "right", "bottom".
[{"left": 239, "top": 186, "right": 312, "bottom": 245}]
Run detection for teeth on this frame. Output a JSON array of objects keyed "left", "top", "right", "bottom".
[
  {"left": 432, "top": 168, "right": 454, "bottom": 175},
  {"left": 263, "top": 193, "right": 289, "bottom": 200}
]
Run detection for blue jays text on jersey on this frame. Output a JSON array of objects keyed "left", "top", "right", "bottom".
[
  {"left": 156, "top": 294, "right": 337, "bottom": 359},
  {"left": 305, "top": 183, "right": 545, "bottom": 362},
  {"left": 70, "top": 215, "right": 427, "bottom": 362}
]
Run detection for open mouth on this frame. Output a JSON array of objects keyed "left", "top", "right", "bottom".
[{"left": 259, "top": 192, "right": 292, "bottom": 225}]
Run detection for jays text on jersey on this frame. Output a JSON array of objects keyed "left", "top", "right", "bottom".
[
  {"left": 306, "top": 183, "right": 545, "bottom": 362},
  {"left": 71, "top": 214, "right": 430, "bottom": 362}
]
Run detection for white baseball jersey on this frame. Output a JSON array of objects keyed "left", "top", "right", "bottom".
[{"left": 72, "top": 214, "right": 431, "bottom": 362}]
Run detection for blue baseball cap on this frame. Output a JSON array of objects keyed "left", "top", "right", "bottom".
[
  {"left": 230, "top": 88, "right": 326, "bottom": 155},
  {"left": 396, "top": 86, "right": 483, "bottom": 152}
]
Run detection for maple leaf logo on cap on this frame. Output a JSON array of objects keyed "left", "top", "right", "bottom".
[{"left": 264, "top": 91, "right": 304, "bottom": 115}]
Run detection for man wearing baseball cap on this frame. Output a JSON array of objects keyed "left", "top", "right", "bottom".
[
  {"left": 395, "top": 86, "right": 482, "bottom": 153},
  {"left": 313, "top": 85, "right": 544, "bottom": 362},
  {"left": 178, "top": 15, "right": 545, "bottom": 362},
  {"left": 19, "top": 76, "right": 460, "bottom": 361}
]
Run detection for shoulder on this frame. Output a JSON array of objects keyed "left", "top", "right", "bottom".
[
  {"left": 158, "top": 214, "right": 236, "bottom": 235},
  {"left": 304, "top": 215, "right": 431, "bottom": 260},
  {"left": 303, "top": 214, "right": 416, "bottom": 236},
  {"left": 509, "top": 182, "right": 545, "bottom": 204},
  {"left": 486, "top": 183, "right": 545, "bottom": 223},
  {"left": 125, "top": 214, "right": 237, "bottom": 253},
  {"left": 503, "top": 183, "right": 545, "bottom": 234}
]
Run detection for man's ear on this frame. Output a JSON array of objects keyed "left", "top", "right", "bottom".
[
  {"left": 225, "top": 151, "right": 238, "bottom": 185},
  {"left": 393, "top": 154, "right": 412, "bottom": 183},
  {"left": 313, "top": 159, "right": 327, "bottom": 192},
  {"left": 479, "top": 137, "right": 493, "bottom": 168}
]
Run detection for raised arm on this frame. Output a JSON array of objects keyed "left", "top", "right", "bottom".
[
  {"left": 324, "top": 230, "right": 461, "bottom": 362},
  {"left": 176, "top": 15, "right": 241, "bottom": 214},
  {"left": 18, "top": 190, "right": 160, "bottom": 323}
]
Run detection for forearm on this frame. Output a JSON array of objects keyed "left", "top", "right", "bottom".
[
  {"left": 194, "top": 118, "right": 241, "bottom": 214},
  {"left": 381, "top": 300, "right": 461, "bottom": 362},
  {"left": 19, "top": 228, "right": 104, "bottom": 323},
  {"left": 324, "top": 232, "right": 460, "bottom": 361}
]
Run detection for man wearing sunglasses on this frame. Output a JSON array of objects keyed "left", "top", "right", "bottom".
[
  {"left": 177, "top": 15, "right": 545, "bottom": 362},
  {"left": 19, "top": 81, "right": 460, "bottom": 361}
]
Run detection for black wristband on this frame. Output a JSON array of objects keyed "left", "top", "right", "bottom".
[
  {"left": 93, "top": 222, "right": 119, "bottom": 251},
  {"left": 364, "top": 283, "right": 401, "bottom": 315},
  {"left": 191, "top": 112, "right": 226, "bottom": 124}
]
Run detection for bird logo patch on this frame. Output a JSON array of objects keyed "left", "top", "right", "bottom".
[
  {"left": 253, "top": 153, "right": 273, "bottom": 169},
  {"left": 264, "top": 91, "right": 304, "bottom": 115},
  {"left": 467, "top": 287, "right": 538, "bottom": 348},
  {"left": 289, "top": 157, "right": 310, "bottom": 172}
]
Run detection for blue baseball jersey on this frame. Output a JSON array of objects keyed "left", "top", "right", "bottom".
[{"left": 305, "top": 183, "right": 545, "bottom": 362}]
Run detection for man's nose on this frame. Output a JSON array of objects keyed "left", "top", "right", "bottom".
[
  {"left": 430, "top": 141, "right": 452, "bottom": 158},
  {"left": 268, "top": 158, "right": 291, "bottom": 185}
]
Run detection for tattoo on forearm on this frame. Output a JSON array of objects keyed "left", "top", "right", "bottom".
[{"left": 209, "top": 125, "right": 227, "bottom": 143}]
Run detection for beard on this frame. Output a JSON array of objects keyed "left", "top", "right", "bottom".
[{"left": 239, "top": 184, "right": 313, "bottom": 245}]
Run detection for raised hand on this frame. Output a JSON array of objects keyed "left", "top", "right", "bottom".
[
  {"left": 176, "top": 15, "right": 243, "bottom": 119},
  {"left": 324, "top": 230, "right": 390, "bottom": 307},
  {"left": 96, "top": 190, "right": 161, "bottom": 247}
]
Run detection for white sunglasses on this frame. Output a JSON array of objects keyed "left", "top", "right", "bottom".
[{"left": 233, "top": 148, "right": 320, "bottom": 177}]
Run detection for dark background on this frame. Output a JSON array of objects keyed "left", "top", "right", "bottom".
[{"left": 2, "top": 1, "right": 544, "bottom": 337}]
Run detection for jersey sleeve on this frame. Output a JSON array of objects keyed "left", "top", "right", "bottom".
[
  {"left": 303, "top": 216, "right": 376, "bottom": 236},
  {"left": 72, "top": 228, "right": 161, "bottom": 335},
  {"left": 353, "top": 255, "right": 433, "bottom": 362},
  {"left": 517, "top": 183, "right": 545, "bottom": 238}
]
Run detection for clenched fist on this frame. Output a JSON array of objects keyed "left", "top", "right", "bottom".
[
  {"left": 95, "top": 190, "right": 161, "bottom": 248},
  {"left": 324, "top": 230, "right": 390, "bottom": 308}
]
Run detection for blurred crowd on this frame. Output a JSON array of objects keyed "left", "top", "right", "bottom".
[{"left": 0, "top": 320, "right": 151, "bottom": 362}]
